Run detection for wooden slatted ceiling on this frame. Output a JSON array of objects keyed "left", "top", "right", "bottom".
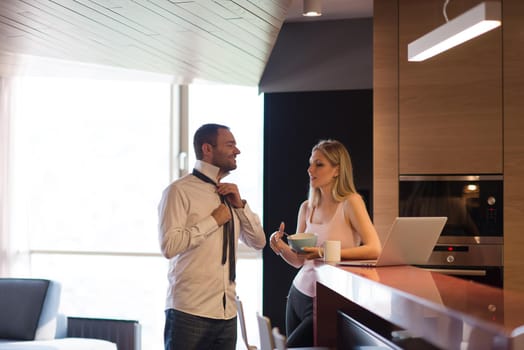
[{"left": 0, "top": 0, "right": 292, "bottom": 85}]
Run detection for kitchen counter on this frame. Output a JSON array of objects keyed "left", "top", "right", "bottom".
[{"left": 315, "top": 262, "right": 524, "bottom": 349}]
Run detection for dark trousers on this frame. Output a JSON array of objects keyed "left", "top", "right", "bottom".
[
  {"left": 285, "top": 284, "right": 314, "bottom": 347},
  {"left": 164, "top": 309, "right": 237, "bottom": 350}
]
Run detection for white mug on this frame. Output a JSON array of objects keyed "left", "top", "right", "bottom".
[{"left": 323, "top": 240, "right": 341, "bottom": 263}]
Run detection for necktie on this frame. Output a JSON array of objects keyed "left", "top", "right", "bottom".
[{"left": 192, "top": 169, "right": 235, "bottom": 282}]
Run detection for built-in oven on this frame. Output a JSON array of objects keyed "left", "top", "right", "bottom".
[{"left": 399, "top": 175, "right": 503, "bottom": 288}]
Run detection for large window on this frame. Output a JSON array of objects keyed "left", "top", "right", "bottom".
[
  {"left": 188, "top": 83, "right": 264, "bottom": 344},
  {"left": 188, "top": 83, "right": 264, "bottom": 229},
  {"left": 9, "top": 76, "right": 172, "bottom": 348},
  {"left": 7, "top": 76, "right": 264, "bottom": 349},
  {"left": 10, "top": 77, "right": 171, "bottom": 253}
]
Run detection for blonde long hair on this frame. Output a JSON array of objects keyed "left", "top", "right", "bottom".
[{"left": 308, "top": 139, "right": 358, "bottom": 208}]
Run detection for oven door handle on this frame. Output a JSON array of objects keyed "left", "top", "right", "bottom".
[{"left": 423, "top": 268, "right": 487, "bottom": 276}]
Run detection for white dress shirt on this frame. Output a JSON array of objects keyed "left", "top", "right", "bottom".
[{"left": 158, "top": 160, "right": 266, "bottom": 319}]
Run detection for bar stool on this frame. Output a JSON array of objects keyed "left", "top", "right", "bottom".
[
  {"left": 256, "top": 312, "right": 332, "bottom": 350},
  {"left": 272, "top": 327, "right": 287, "bottom": 350},
  {"left": 235, "top": 296, "right": 257, "bottom": 350}
]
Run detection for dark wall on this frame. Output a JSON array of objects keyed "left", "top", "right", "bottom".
[
  {"left": 262, "top": 89, "right": 373, "bottom": 332},
  {"left": 259, "top": 19, "right": 373, "bottom": 93}
]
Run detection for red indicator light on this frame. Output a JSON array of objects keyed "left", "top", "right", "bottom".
[{"left": 447, "top": 246, "right": 454, "bottom": 251}]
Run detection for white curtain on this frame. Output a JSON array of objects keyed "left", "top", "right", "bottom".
[
  {"left": 0, "top": 76, "right": 12, "bottom": 275},
  {"left": 0, "top": 77, "right": 31, "bottom": 277}
]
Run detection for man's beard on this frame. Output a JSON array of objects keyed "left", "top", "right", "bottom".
[{"left": 213, "top": 156, "right": 236, "bottom": 172}]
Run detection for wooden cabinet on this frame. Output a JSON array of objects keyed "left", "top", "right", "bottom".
[
  {"left": 374, "top": 0, "right": 524, "bottom": 292},
  {"left": 503, "top": 0, "right": 524, "bottom": 293},
  {"left": 398, "top": 0, "right": 503, "bottom": 175}
]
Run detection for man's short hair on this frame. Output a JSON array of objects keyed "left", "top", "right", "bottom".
[{"left": 193, "top": 123, "right": 230, "bottom": 160}]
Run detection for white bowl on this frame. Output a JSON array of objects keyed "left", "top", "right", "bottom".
[{"left": 287, "top": 233, "right": 318, "bottom": 253}]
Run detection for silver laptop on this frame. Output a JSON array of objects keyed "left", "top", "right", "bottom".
[{"left": 337, "top": 217, "right": 447, "bottom": 267}]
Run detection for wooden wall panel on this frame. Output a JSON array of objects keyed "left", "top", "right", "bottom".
[
  {"left": 398, "top": 0, "right": 503, "bottom": 175},
  {"left": 373, "top": 0, "right": 399, "bottom": 241},
  {"left": 374, "top": 0, "right": 524, "bottom": 291},
  {"left": 503, "top": 0, "right": 524, "bottom": 292}
]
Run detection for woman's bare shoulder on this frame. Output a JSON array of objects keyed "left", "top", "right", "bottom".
[
  {"left": 344, "top": 192, "right": 364, "bottom": 206},
  {"left": 342, "top": 193, "right": 368, "bottom": 219},
  {"left": 297, "top": 200, "right": 310, "bottom": 214}
]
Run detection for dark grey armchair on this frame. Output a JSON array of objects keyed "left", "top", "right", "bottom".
[{"left": 0, "top": 278, "right": 140, "bottom": 350}]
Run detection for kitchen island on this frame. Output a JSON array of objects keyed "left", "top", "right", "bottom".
[{"left": 315, "top": 262, "right": 524, "bottom": 349}]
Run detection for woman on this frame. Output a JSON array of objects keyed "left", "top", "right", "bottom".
[{"left": 269, "top": 139, "right": 382, "bottom": 346}]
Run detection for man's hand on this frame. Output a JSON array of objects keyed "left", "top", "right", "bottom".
[
  {"left": 216, "top": 183, "right": 244, "bottom": 208},
  {"left": 211, "top": 203, "right": 232, "bottom": 226}
]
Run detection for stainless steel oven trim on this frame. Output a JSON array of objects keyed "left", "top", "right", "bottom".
[
  {"left": 422, "top": 268, "right": 487, "bottom": 276},
  {"left": 437, "top": 236, "right": 503, "bottom": 245},
  {"left": 426, "top": 243, "right": 503, "bottom": 267},
  {"left": 399, "top": 175, "right": 503, "bottom": 181}
]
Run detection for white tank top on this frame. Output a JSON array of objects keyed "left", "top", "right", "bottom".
[{"left": 292, "top": 201, "right": 361, "bottom": 297}]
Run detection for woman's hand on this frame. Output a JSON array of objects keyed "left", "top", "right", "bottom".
[
  {"left": 302, "top": 246, "right": 323, "bottom": 260},
  {"left": 270, "top": 221, "right": 311, "bottom": 268},
  {"left": 269, "top": 231, "right": 285, "bottom": 255},
  {"left": 269, "top": 221, "right": 286, "bottom": 255}
]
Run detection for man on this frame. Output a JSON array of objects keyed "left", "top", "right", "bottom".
[{"left": 158, "top": 123, "right": 266, "bottom": 350}]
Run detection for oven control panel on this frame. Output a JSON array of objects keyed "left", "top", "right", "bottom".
[{"left": 426, "top": 244, "right": 503, "bottom": 267}]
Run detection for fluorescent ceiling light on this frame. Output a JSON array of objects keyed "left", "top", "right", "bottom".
[
  {"left": 303, "top": 0, "right": 322, "bottom": 17},
  {"left": 408, "top": 1, "right": 501, "bottom": 62}
]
